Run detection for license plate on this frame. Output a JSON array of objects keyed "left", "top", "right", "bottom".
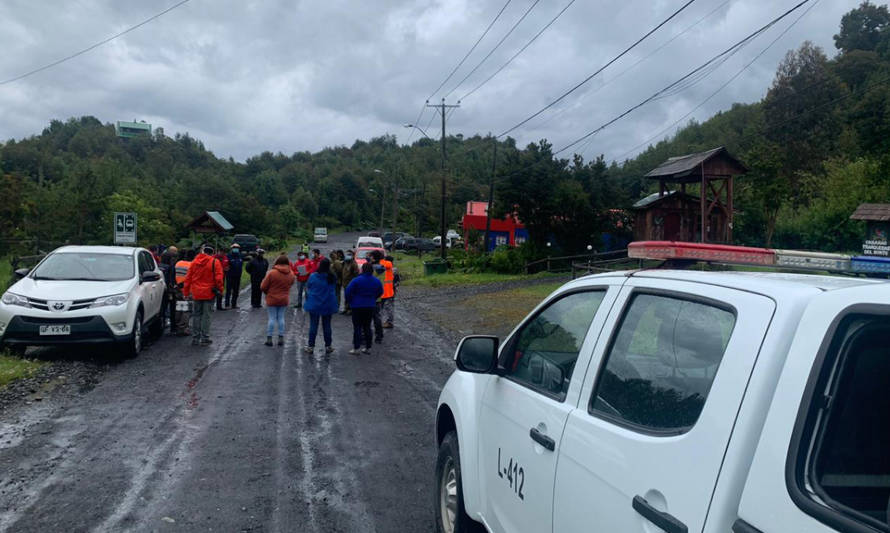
[
  {"left": 175, "top": 301, "right": 192, "bottom": 312},
  {"left": 39, "top": 325, "right": 71, "bottom": 336}
]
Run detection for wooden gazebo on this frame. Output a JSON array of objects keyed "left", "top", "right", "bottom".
[{"left": 637, "top": 147, "right": 747, "bottom": 243}]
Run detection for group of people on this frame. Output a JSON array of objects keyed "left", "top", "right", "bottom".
[{"left": 155, "top": 243, "right": 399, "bottom": 354}]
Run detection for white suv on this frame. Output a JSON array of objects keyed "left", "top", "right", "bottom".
[
  {"left": 435, "top": 266, "right": 890, "bottom": 533},
  {"left": 0, "top": 246, "right": 166, "bottom": 357}
]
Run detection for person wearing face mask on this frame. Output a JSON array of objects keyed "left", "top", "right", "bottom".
[
  {"left": 339, "top": 249, "right": 360, "bottom": 314},
  {"left": 330, "top": 250, "right": 344, "bottom": 310},
  {"left": 291, "top": 250, "right": 313, "bottom": 309},
  {"left": 224, "top": 243, "right": 244, "bottom": 309}
]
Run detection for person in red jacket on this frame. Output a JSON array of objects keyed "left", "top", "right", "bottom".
[
  {"left": 291, "top": 251, "right": 313, "bottom": 308},
  {"left": 183, "top": 244, "right": 224, "bottom": 346}
]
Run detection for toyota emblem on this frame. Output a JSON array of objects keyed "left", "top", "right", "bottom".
[{"left": 52, "top": 302, "right": 66, "bottom": 311}]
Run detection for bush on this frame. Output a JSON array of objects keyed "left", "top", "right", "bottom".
[{"left": 490, "top": 245, "right": 525, "bottom": 274}]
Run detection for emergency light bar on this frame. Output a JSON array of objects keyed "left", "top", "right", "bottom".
[
  {"left": 851, "top": 255, "right": 890, "bottom": 274},
  {"left": 628, "top": 241, "right": 775, "bottom": 266},
  {"left": 628, "top": 241, "right": 887, "bottom": 276},
  {"left": 774, "top": 250, "right": 851, "bottom": 272}
]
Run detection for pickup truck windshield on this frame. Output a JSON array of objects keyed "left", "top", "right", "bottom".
[{"left": 31, "top": 253, "right": 135, "bottom": 281}]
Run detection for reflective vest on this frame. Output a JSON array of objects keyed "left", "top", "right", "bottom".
[
  {"left": 380, "top": 259, "right": 394, "bottom": 299},
  {"left": 174, "top": 260, "right": 191, "bottom": 284},
  {"left": 301, "top": 243, "right": 310, "bottom": 253}
]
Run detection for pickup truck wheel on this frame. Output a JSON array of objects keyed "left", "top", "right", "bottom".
[
  {"left": 122, "top": 311, "right": 143, "bottom": 358},
  {"left": 435, "top": 431, "right": 483, "bottom": 533}
]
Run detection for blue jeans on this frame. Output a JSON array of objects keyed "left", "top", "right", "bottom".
[
  {"left": 267, "top": 306, "right": 286, "bottom": 336},
  {"left": 308, "top": 313, "right": 332, "bottom": 347},
  {"left": 295, "top": 281, "right": 307, "bottom": 306}
]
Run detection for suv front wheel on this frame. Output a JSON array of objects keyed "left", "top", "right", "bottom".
[
  {"left": 122, "top": 310, "right": 143, "bottom": 358},
  {"left": 435, "top": 431, "right": 484, "bottom": 533}
]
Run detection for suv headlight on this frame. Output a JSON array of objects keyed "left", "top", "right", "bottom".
[
  {"left": 90, "top": 293, "right": 130, "bottom": 308},
  {"left": 1, "top": 292, "right": 30, "bottom": 308}
]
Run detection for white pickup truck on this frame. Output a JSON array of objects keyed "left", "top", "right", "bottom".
[{"left": 435, "top": 244, "right": 890, "bottom": 533}]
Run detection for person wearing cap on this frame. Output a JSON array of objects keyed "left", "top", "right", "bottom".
[
  {"left": 246, "top": 248, "right": 269, "bottom": 308},
  {"left": 224, "top": 243, "right": 244, "bottom": 309},
  {"left": 183, "top": 244, "right": 224, "bottom": 346}
]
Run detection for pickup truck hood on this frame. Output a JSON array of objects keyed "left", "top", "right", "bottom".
[{"left": 8, "top": 277, "right": 135, "bottom": 301}]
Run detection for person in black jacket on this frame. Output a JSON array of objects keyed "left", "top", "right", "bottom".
[
  {"left": 225, "top": 243, "right": 244, "bottom": 309},
  {"left": 245, "top": 248, "right": 269, "bottom": 308},
  {"left": 158, "top": 246, "right": 179, "bottom": 334}
]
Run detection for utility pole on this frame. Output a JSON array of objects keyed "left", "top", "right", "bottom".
[
  {"left": 484, "top": 138, "right": 497, "bottom": 253},
  {"left": 427, "top": 98, "right": 459, "bottom": 259}
]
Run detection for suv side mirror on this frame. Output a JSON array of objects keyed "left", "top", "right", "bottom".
[
  {"left": 455, "top": 335, "right": 499, "bottom": 373},
  {"left": 141, "top": 271, "right": 161, "bottom": 283},
  {"left": 13, "top": 268, "right": 30, "bottom": 279}
]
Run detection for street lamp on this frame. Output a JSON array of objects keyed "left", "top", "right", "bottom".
[{"left": 403, "top": 123, "right": 432, "bottom": 140}]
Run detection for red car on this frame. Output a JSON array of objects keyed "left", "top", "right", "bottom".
[{"left": 355, "top": 247, "right": 385, "bottom": 267}]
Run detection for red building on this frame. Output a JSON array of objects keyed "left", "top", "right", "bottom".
[{"left": 461, "top": 201, "right": 528, "bottom": 251}]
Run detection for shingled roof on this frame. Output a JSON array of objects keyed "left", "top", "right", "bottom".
[
  {"left": 850, "top": 203, "right": 890, "bottom": 222},
  {"left": 645, "top": 146, "right": 747, "bottom": 181}
]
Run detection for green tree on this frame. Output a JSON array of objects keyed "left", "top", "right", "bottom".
[{"left": 834, "top": 1, "right": 890, "bottom": 53}]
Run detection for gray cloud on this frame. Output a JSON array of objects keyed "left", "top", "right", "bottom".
[{"left": 0, "top": 0, "right": 854, "bottom": 162}]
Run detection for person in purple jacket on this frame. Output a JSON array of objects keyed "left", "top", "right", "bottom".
[
  {"left": 345, "top": 263, "right": 383, "bottom": 355},
  {"left": 303, "top": 258, "right": 339, "bottom": 354}
]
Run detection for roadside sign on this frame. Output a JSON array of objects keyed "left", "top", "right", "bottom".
[{"left": 114, "top": 212, "right": 137, "bottom": 244}]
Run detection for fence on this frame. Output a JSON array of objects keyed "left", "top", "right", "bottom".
[{"left": 525, "top": 249, "right": 628, "bottom": 274}]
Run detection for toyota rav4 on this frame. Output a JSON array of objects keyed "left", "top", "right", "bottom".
[{"left": 0, "top": 245, "right": 166, "bottom": 357}]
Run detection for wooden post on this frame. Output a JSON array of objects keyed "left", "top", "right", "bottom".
[
  {"left": 700, "top": 163, "right": 706, "bottom": 243},
  {"left": 727, "top": 175, "right": 734, "bottom": 243}
]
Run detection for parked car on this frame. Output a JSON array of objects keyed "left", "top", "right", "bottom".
[
  {"left": 434, "top": 240, "right": 890, "bottom": 533},
  {"left": 356, "top": 236, "right": 384, "bottom": 249},
  {"left": 394, "top": 236, "right": 415, "bottom": 250},
  {"left": 0, "top": 246, "right": 166, "bottom": 357},
  {"left": 232, "top": 234, "right": 259, "bottom": 254},
  {"left": 314, "top": 227, "right": 328, "bottom": 243},
  {"left": 354, "top": 247, "right": 385, "bottom": 267},
  {"left": 433, "top": 235, "right": 462, "bottom": 248},
  {"left": 382, "top": 232, "right": 405, "bottom": 249},
  {"left": 414, "top": 238, "right": 437, "bottom": 252}
]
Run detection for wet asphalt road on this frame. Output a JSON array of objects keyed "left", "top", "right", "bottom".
[{"left": 0, "top": 232, "right": 457, "bottom": 532}]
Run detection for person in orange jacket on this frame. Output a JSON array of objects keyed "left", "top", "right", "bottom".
[{"left": 183, "top": 244, "right": 224, "bottom": 346}]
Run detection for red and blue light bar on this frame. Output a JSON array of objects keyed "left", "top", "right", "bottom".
[{"left": 629, "top": 241, "right": 887, "bottom": 276}]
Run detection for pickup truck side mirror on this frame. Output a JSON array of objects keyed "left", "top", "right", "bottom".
[
  {"left": 13, "top": 268, "right": 30, "bottom": 279},
  {"left": 141, "top": 271, "right": 162, "bottom": 283},
  {"left": 455, "top": 335, "right": 499, "bottom": 374}
]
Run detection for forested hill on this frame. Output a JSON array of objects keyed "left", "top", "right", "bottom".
[
  {"left": 2, "top": 2, "right": 890, "bottom": 256},
  {"left": 614, "top": 2, "right": 890, "bottom": 251}
]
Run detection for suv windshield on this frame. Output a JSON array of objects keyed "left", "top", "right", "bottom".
[{"left": 31, "top": 252, "right": 134, "bottom": 281}]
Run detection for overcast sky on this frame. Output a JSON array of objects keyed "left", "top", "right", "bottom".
[{"left": 0, "top": 0, "right": 856, "bottom": 163}]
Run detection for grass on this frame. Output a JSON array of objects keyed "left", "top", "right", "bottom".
[
  {"left": 459, "top": 281, "right": 565, "bottom": 335},
  {"left": 393, "top": 251, "right": 562, "bottom": 288},
  {"left": 0, "top": 352, "right": 46, "bottom": 388}
]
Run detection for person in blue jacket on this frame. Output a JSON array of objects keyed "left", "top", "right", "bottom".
[
  {"left": 304, "top": 258, "right": 339, "bottom": 354},
  {"left": 224, "top": 243, "right": 244, "bottom": 309},
  {"left": 345, "top": 262, "right": 383, "bottom": 355}
]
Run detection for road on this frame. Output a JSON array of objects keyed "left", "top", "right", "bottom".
[{"left": 0, "top": 232, "right": 457, "bottom": 532}]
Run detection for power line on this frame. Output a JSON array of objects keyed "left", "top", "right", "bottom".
[
  {"left": 427, "top": 0, "right": 514, "bottom": 101},
  {"left": 533, "top": 0, "right": 732, "bottom": 132},
  {"left": 407, "top": 0, "right": 513, "bottom": 144},
  {"left": 0, "top": 0, "right": 192, "bottom": 86},
  {"left": 613, "top": 0, "right": 819, "bottom": 162},
  {"left": 497, "top": 0, "right": 698, "bottom": 138},
  {"left": 443, "top": 0, "right": 543, "bottom": 100},
  {"left": 459, "top": 0, "right": 578, "bottom": 102},
  {"left": 553, "top": 0, "right": 814, "bottom": 156}
]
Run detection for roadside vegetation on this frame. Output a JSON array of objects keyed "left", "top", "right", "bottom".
[
  {"left": 461, "top": 282, "right": 565, "bottom": 332},
  {"left": 0, "top": 351, "right": 46, "bottom": 388},
  {"left": 393, "top": 250, "right": 561, "bottom": 287}
]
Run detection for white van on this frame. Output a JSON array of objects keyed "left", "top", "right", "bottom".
[{"left": 314, "top": 227, "right": 327, "bottom": 243}]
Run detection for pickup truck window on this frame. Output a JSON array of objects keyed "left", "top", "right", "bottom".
[
  {"left": 796, "top": 316, "right": 890, "bottom": 530},
  {"left": 499, "top": 290, "right": 605, "bottom": 401},
  {"left": 590, "top": 293, "right": 735, "bottom": 433}
]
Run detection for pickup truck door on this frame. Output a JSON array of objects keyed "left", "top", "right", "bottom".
[
  {"left": 477, "top": 285, "right": 618, "bottom": 533},
  {"left": 737, "top": 285, "right": 890, "bottom": 533},
  {"left": 553, "top": 277, "right": 774, "bottom": 533}
]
